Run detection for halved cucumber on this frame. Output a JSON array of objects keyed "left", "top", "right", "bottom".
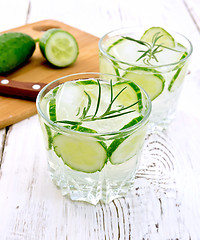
[
  {"left": 107, "top": 118, "right": 146, "bottom": 165},
  {"left": 122, "top": 67, "right": 165, "bottom": 100},
  {"left": 168, "top": 52, "right": 188, "bottom": 92},
  {"left": 113, "top": 80, "right": 143, "bottom": 111},
  {"left": 53, "top": 132, "right": 107, "bottom": 173},
  {"left": 39, "top": 28, "right": 79, "bottom": 67},
  {"left": 141, "top": 27, "right": 175, "bottom": 48}
]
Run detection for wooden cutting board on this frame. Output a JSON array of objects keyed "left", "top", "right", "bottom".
[{"left": 0, "top": 20, "right": 99, "bottom": 129}]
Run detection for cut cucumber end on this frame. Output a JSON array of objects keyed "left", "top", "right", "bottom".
[{"left": 39, "top": 29, "right": 79, "bottom": 67}]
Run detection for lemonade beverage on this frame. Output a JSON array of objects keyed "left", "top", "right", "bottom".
[
  {"left": 99, "top": 27, "right": 192, "bottom": 128},
  {"left": 36, "top": 73, "right": 151, "bottom": 204}
]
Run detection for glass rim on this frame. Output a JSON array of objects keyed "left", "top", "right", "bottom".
[
  {"left": 36, "top": 72, "right": 152, "bottom": 137},
  {"left": 98, "top": 27, "right": 193, "bottom": 69}
]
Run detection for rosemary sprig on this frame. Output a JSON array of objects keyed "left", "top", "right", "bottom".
[
  {"left": 92, "top": 79, "right": 101, "bottom": 119},
  {"left": 122, "top": 32, "right": 180, "bottom": 65},
  {"left": 57, "top": 80, "right": 139, "bottom": 127},
  {"left": 79, "top": 91, "right": 91, "bottom": 119},
  {"left": 79, "top": 79, "right": 138, "bottom": 122}
]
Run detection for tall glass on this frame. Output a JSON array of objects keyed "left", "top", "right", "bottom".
[
  {"left": 99, "top": 27, "right": 193, "bottom": 129},
  {"left": 36, "top": 72, "right": 151, "bottom": 205}
]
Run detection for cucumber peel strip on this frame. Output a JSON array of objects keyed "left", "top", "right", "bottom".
[{"left": 168, "top": 52, "right": 188, "bottom": 92}]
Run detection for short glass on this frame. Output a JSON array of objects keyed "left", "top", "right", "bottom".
[
  {"left": 36, "top": 72, "right": 151, "bottom": 205},
  {"left": 99, "top": 27, "right": 193, "bottom": 129}
]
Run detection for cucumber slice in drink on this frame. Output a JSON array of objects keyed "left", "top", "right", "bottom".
[
  {"left": 44, "top": 123, "right": 53, "bottom": 149},
  {"left": 168, "top": 52, "right": 188, "bottom": 92},
  {"left": 99, "top": 55, "right": 120, "bottom": 77},
  {"left": 49, "top": 86, "right": 60, "bottom": 121},
  {"left": 141, "top": 27, "right": 175, "bottom": 48},
  {"left": 108, "top": 117, "right": 146, "bottom": 165},
  {"left": 106, "top": 37, "right": 140, "bottom": 64},
  {"left": 113, "top": 81, "right": 143, "bottom": 111},
  {"left": 76, "top": 79, "right": 98, "bottom": 85},
  {"left": 39, "top": 29, "right": 79, "bottom": 67},
  {"left": 123, "top": 67, "right": 165, "bottom": 101},
  {"left": 49, "top": 98, "right": 57, "bottom": 121},
  {"left": 53, "top": 132, "right": 107, "bottom": 173}
]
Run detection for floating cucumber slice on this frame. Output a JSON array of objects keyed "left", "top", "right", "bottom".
[
  {"left": 76, "top": 79, "right": 98, "bottom": 85},
  {"left": 44, "top": 124, "right": 53, "bottom": 149},
  {"left": 39, "top": 28, "right": 79, "bottom": 67},
  {"left": 168, "top": 52, "right": 188, "bottom": 92},
  {"left": 53, "top": 131, "right": 107, "bottom": 173},
  {"left": 107, "top": 38, "right": 125, "bottom": 52},
  {"left": 122, "top": 67, "right": 165, "bottom": 101},
  {"left": 48, "top": 86, "right": 60, "bottom": 121},
  {"left": 120, "top": 115, "right": 144, "bottom": 130},
  {"left": 107, "top": 116, "right": 146, "bottom": 165},
  {"left": 113, "top": 80, "right": 143, "bottom": 111},
  {"left": 140, "top": 27, "right": 175, "bottom": 48},
  {"left": 49, "top": 98, "right": 57, "bottom": 121},
  {"left": 99, "top": 54, "right": 120, "bottom": 77},
  {"left": 39, "top": 121, "right": 53, "bottom": 150},
  {"left": 106, "top": 37, "right": 140, "bottom": 64},
  {"left": 101, "top": 37, "right": 140, "bottom": 78}
]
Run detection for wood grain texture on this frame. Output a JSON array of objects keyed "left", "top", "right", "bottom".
[
  {"left": 0, "top": 20, "right": 99, "bottom": 129},
  {"left": 0, "top": 0, "right": 200, "bottom": 239}
]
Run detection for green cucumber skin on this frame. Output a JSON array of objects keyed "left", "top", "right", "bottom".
[
  {"left": 107, "top": 137, "right": 127, "bottom": 160},
  {"left": 114, "top": 80, "right": 143, "bottom": 110},
  {"left": 44, "top": 124, "right": 53, "bottom": 150},
  {"left": 168, "top": 52, "right": 188, "bottom": 92},
  {"left": 0, "top": 32, "right": 35, "bottom": 74},
  {"left": 49, "top": 98, "right": 57, "bottom": 122},
  {"left": 107, "top": 116, "right": 144, "bottom": 162},
  {"left": 53, "top": 134, "right": 108, "bottom": 173},
  {"left": 121, "top": 115, "right": 144, "bottom": 130},
  {"left": 39, "top": 29, "right": 57, "bottom": 60},
  {"left": 76, "top": 79, "right": 98, "bottom": 85},
  {"left": 39, "top": 28, "right": 79, "bottom": 67},
  {"left": 53, "top": 126, "right": 108, "bottom": 172},
  {"left": 123, "top": 66, "right": 165, "bottom": 100}
]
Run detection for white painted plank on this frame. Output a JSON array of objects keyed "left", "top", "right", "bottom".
[
  {"left": 184, "top": 0, "right": 200, "bottom": 31},
  {"left": 0, "top": 0, "right": 29, "bottom": 32},
  {"left": 0, "top": 0, "right": 200, "bottom": 239},
  {"left": 0, "top": 116, "right": 68, "bottom": 239},
  {"left": 0, "top": 116, "right": 200, "bottom": 239}
]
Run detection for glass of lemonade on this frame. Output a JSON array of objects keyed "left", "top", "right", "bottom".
[
  {"left": 36, "top": 72, "right": 151, "bottom": 205},
  {"left": 99, "top": 27, "right": 192, "bottom": 129}
]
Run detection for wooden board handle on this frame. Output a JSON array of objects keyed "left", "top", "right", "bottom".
[{"left": 0, "top": 76, "right": 47, "bottom": 101}]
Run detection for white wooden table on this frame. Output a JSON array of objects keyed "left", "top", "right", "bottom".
[{"left": 0, "top": 0, "right": 200, "bottom": 239}]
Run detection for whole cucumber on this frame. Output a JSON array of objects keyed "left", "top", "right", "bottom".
[{"left": 0, "top": 32, "right": 36, "bottom": 74}]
